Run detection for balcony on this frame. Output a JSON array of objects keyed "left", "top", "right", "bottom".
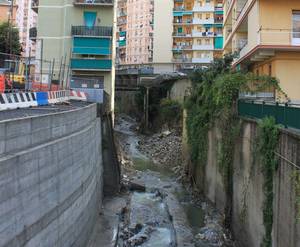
[
  {"left": 192, "top": 30, "right": 215, "bottom": 37},
  {"left": 172, "top": 32, "right": 192, "bottom": 37},
  {"left": 215, "top": 7, "right": 224, "bottom": 15},
  {"left": 259, "top": 29, "right": 300, "bottom": 46},
  {"left": 172, "top": 58, "right": 192, "bottom": 63},
  {"left": 71, "top": 58, "right": 112, "bottom": 71},
  {"left": 71, "top": 26, "right": 113, "bottom": 37},
  {"left": 192, "top": 57, "right": 213, "bottom": 63},
  {"left": 193, "top": 18, "right": 214, "bottom": 25},
  {"left": 192, "top": 44, "right": 214, "bottom": 50},
  {"left": 29, "top": 27, "right": 37, "bottom": 41},
  {"left": 173, "top": 45, "right": 192, "bottom": 51},
  {"left": 31, "top": 0, "right": 38, "bottom": 13},
  {"left": 193, "top": 4, "right": 214, "bottom": 12},
  {"left": 173, "top": 19, "right": 193, "bottom": 25},
  {"left": 73, "top": 0, "right": 114, "bottom": 6}
]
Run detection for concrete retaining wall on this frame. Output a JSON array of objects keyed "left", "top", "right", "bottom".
[
  {"left": 0, "top": 104, "right": 103, "bottom": 247},
  {"left": 185, "top": 119, "right": 300, "bottom": 247}
]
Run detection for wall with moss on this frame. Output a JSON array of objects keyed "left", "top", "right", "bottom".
[{"left": 184, "top": 118, "right": 300, "bottom": 247}]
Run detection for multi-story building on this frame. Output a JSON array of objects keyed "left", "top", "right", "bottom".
[
  {"left": 116, "top": 0, "right": 154, "bottom": 65},
  {"left": 35, "top": 0, "right": 115, "bottom": 109},
  {"left": 116, "top": 0, "right": 223, "bottom": 73},
  {"left": 16, "top": 0, "right": 37, "bottom": 57},
  {"left": 172, "top": 0, "right": 223, "bottom": 71},
  {"left": 0, "top": 0, "right": 17, "bottom": 24},
  {"left": 223, "top": 0, "right": 300, "bottom": 101},
  {"left": 116, "top": 0, "right": 127, "bottom": 64}
]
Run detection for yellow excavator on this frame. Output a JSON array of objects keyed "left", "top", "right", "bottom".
[{"left": 4, "top": 59, "right": 27, "bottom": 89}]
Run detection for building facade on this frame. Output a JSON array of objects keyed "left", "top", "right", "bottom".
[
  {"left": 172, "top": 0, "right": 223, "bottom": 71},
  {"left": 116, "top": 0, "right": 154, "bottom": 65},
  {"left": 116, "top": 0, "right": 223, "bottom": 73},
  {"left": 16, "top": 0, "right": 37, "bottom": 57},
  {"left": 0, "top": 0, "right": 17, "bottom": 24},
  {"left": 223, "top": 0, "right": 300, "bottom": 101},
  {"left": 35, "top": 0, "right": 115, "bottom": 108}
]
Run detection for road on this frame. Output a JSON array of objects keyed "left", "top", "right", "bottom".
[{"left": 0, "top": 101, "right": 91, "bottom": 121}]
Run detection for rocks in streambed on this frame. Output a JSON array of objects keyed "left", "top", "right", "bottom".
[{"left": 137, "top": 130, "right": 183, "bottom": 168}]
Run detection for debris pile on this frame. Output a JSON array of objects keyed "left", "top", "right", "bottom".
[{"left": 138, "top": 130, "right": 183, "bottom": 168}]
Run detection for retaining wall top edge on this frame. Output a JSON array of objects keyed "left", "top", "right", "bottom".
[
  {"left": 240, "top": 116, "right": 300, "bottom": 141},
  {"left": 0, "top": 103, "right": 98, "bottom": 124}
]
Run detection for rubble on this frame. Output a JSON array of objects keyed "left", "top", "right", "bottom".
[{"left": 137, "top": 130, "right": 183, "bottom": 168}]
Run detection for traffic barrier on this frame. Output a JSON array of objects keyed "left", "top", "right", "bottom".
[
  {"left": 0, "top": 92, "right": 37, "bottom": 110},
  {"left": 70, "top": 90, "right": 87, "bottom": 101},
  {"left": 0, "top": 89, "right": 87, "bottom": 111},
  {"left": 36, "top": 92, "right": 49, "bottom": 106}
]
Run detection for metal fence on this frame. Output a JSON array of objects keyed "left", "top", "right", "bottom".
[
  {"left": 238, "top": 100, "right": 300, "bottom": 130},
  {"left": 0, "top": 52, "right": 69, "bottom": 92}
]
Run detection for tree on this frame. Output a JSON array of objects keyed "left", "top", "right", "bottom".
[{"left": 0, "top": 22, "right": 21, "bottom": 55}]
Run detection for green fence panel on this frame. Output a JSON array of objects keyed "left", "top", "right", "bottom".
[{"left": 238, "top": 100, "right": 300, "bottom": 130}]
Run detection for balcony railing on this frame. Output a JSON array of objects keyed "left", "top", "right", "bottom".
[
  {"left": 193, "top": 18, "right": 215, "bottom": 25},
  {"left": 172, "top": 32, "right": 192, "bottom": 37},
  {"left": 172, "top": 58, "right": 192, "bottom": 63},
  {"left": 71, "top": 26, "right": 113, "bottom": 37},
  {"left": 259, "top": 29, "right": 300, "bottom": 46},
  {"left": 173, "top": 19, "right": 193, "bottom": 24},
  {"left": 73, "top": 0, "right": 113, "bottom": 6},
  {"left": 192, "top": 57, "right": 213, "bottom": 63},
  {"left": 192, "top": 44, "right": 214, "bottom": 50},
  {"left": 192, "top": 4, "right": 214, "bottom": 12},
  {"left": 173, "top": 45, "right": 192, "bottom": 50}
]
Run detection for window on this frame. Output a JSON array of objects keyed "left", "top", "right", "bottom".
[
  {"left": 268, "top": 64, "right": 272, "bottom": 76},
  {"left": 292, "top": 11, "right": 300, "bottom": 44},
  {"left": 84, "top": 12, "right": 97, "bottom": 28}
]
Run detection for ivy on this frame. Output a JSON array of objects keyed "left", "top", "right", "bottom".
[
  {"left": 292, "top": 170, "right": 300, "bottom": 222},
  {"left": 258, "top": 117, "right": 279, "bottom": 247},
  {"left": 184, "top": 54, "right": 283, "bottom": 230}
]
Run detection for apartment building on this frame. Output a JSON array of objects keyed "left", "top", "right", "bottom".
[
  {"left": 0, "top": 0, "right": 17, "bottom": 23},
  {"left": 16, "top": 0, "right": 37, "bottom": 57},
  {"left": 223, "top": 0, "right": 300, "bottom": 101},
  {"left": 116, "top": 0, "right": 154, "bottom": 65},
  {"left": 35, "top": 0, "right": 115, "bottom": 108},
  {"left": 172, "top": 0, "right": 223, "bottom": 71}
]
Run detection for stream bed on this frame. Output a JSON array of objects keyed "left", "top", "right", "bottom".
[{"left": 114, "top": 115, "right": 234, "bottom": 247}]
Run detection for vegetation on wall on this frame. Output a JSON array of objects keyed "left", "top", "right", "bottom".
[
  {"left": 258, "top": 117, "right": 279, "bottom": 247},
  {"left": 293, "top": 171, "right": 300, "bottom": 222},
  {"left": 184, "top": 54, "right": 283, "bottom": 229},
  {"left": 159, "top": 98, "right": 182, "bottom": 128}
]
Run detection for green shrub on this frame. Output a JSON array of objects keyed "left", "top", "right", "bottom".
[{"left": 159, "top": 98, "right": 182, "bottom": 127}]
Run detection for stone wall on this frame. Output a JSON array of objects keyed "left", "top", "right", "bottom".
[
  {"left": 185, "top": 118, "right": 300, "bottom": 247},
  {"left": 0, "top": 104, "right": 103, "bottom": 247}
]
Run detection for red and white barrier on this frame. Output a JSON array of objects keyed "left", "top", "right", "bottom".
[
  {"left": 70, "top": 90, "right": 87, "bottom": 101},
  {"left": 0, "top": 89, "right": 88, "bottom": 111}
]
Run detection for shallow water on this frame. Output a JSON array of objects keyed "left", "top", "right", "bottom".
[
  {"left": 116, "top": 116, "right": 206, "bottom": 246},
  {"left": 141, "top": 228, "right": 173, "bottom": 247}
]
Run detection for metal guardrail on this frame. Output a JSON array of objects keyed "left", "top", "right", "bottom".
[
  {"left": 71, "top": 26, "right": 113, "bottom": 37},
  {"left": 238, "top": 99, "right": 300, "bottom": 130}
]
